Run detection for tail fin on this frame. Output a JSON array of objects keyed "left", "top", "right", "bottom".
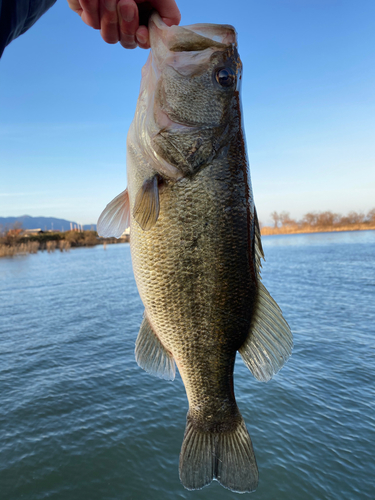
[{"left": 179, "top": 416, "right": 258, "bottom": 493}]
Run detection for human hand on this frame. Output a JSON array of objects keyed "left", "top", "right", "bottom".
[{"left": 67, "top": 0, "right": 181, "bottom": 49}]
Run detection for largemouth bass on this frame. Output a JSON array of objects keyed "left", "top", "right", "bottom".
[{"left": 98, "top": 13, "right": 292, "bottom": 493}]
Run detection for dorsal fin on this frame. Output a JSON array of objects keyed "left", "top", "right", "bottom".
[
  {"left": 239, "top": 206, "right": 292, "bottom": 382},
  {"left": 239, "top": 280, "right": 293, "bottom": 382},
  {"left": 254, "top": 207, "right": 264, "bottom": 273}
]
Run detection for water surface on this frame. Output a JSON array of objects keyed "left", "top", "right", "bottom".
[{"left": 1, "top": 231, "right": 374, "bottom": 499}]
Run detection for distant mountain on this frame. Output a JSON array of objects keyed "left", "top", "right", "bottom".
[{"left": 0, "top": 215, "right": 96, "bottom": 232}]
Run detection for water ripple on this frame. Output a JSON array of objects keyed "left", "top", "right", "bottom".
[{"left": 1, "top": 234, "right": 374, "bottom": 499}]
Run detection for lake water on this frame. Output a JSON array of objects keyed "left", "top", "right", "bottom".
[{"left": 1, "top": 231, "right": 374, "bottom": 500}]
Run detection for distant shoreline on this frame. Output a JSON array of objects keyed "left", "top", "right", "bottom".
[
  {"left": 261, "top": 224, "right": 375, "bottom": 236},
  {"left": 0, "top": 230, "right": 129, "bottom": 258}
]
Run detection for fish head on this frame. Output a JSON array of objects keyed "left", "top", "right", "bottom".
[{"left": 130, "top": 14, "right": 243, "bottom": 179}]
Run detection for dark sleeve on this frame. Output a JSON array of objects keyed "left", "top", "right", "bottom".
[{"left": 0, "top": 0, "right": 57, "bottom": 58}]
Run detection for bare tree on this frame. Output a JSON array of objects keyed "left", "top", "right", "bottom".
[
  {"left": 279, "top": 211, "right": 295, "bottom": 226},
  {"left": 302, "top": 212, "right": 318, "bottom": 226},
  {"left": 367, "top": 208, "right": 375, "bottom": 223},
  {"left": 316, "top": 211, "right": 340, "bottom": 227},
  {"left": 270, "top": 211, "right": 280, "bottom": 228},
  {"left": 344, "top": 211, "right": 365, "bottom": 224}
]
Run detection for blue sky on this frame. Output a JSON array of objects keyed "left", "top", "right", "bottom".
[{"left": 0, "top": 0, "right": 374, "bottom": 226}]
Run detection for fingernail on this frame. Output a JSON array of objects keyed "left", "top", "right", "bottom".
[
  {"left": 120, "top": 4, "right": 135, "bottom": 23},
  {"left": 162, "top": 17, "right": 174, "bottom": 27},
  {"left": 136, "top": 32, "right": 147, "bottom": 45},
  {"left": 120, "top": 35, "right": 137, "bottom": 49}
]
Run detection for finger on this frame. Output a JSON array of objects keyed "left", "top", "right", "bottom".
[
  {"left": 68, "top": 0, "right": 82, "bottom": 12},
  {"left": 149, "top": 0, "right": 181, "bottom": 27},
  {"left": 67, "top": 0, "right": 83, "bottom": 15},
  {"left": 118, "top": 0, "right": 139, "bottom": 49},
  {"left": 100, "top": 0, "right": 120, "bottom": 44},
  {"left": 135, "top": 25, "right": 150, "bottom": 49},
  {"left": 79, "top": 0, "right": 101, "bottom": 29}
]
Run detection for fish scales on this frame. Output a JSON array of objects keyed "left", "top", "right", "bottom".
[
  {"left": 131, "top": 155, "right": 256, "bottom": 426},
  {"left": 97, "top": 12, "right": 292, "bottom": 494}
]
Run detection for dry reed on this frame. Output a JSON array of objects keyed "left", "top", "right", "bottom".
[
  {"left": 58, "top": 240, "right": 71, "bottom": 252},
  {"left": 46, "top": 241, "right": 57, "bottom": 252},
  {"left": 0, "top": 241, "right": 39, "bottom": 257}
]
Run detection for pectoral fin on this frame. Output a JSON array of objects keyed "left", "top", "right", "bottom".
[
  {"left": 133, "top": 175, "right": 160, "bottom": 231},
  {"left": 97, "top": 188, "right": 130, "bottom": 238},
  {"left": 135, "top": 313, "right": 175, "bottom": 381},
  {"left": 239, "top": 281, "right": 293, "bottom": 382}
]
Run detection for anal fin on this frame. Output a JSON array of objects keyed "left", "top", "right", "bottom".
[
  {"left": 135, "top": 313, "right": 175, "bottom": 381},
  {"left": 133, "top": 175, "right": 160, "bottom": 231}
]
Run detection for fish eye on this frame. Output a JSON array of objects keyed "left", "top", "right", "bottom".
[{"left": 215, "top": 68, "right": 236, "bottom": 88}]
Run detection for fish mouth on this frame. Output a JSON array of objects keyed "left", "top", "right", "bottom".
[
  {"left": 134, "top": 15, "right": 239, "bottom": 179},
  {"left": 149, "top": 13, "right": 237, "bottom": 53},
  {"left": 148, "top": 14, "right": 239, "bottom": 132}
]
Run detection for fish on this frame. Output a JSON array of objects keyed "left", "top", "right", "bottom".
[{"left": 97, "top": 13, "right": 292, "bottom": 494}]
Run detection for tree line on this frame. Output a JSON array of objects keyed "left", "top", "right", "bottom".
[{"left": 268, "top": 208, "right": 375, "bottom": 229}]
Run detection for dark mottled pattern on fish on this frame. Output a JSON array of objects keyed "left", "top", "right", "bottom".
[{"left": 131, "top": 139, "right": 256, "bottom": 431}]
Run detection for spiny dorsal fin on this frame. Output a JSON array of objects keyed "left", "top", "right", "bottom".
[
  {"left": 135, "top": 313, "right": 175, "bottom": 381},
  {"left": 133, "top": 175, "right": 160, "bottom": 231},
  {"left": 254, "top": 207, "right": 264, "bottom": 274},
  {"left": 97, "top": 188, "right": 130, "bottom": 238},
  {"left": 239, "top": 281, "right": 292, "bottom": 382}
]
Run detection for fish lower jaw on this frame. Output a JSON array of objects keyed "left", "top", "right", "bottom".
[{"left": 154, "top": 108, "right": 197, "bottom": 133}]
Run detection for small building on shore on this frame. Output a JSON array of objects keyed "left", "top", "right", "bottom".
[{"left": 23, "top": 229, "right": 44, "bottom": 235}]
